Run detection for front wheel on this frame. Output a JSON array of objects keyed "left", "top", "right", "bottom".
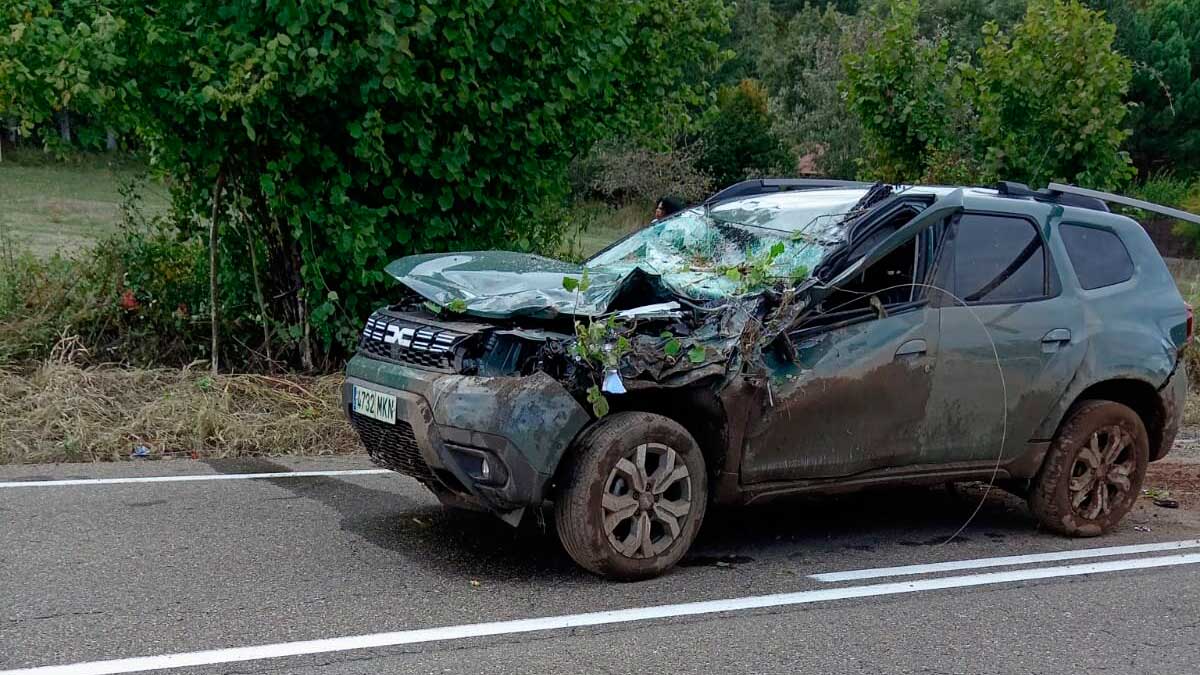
[
  {"left": 554, "top": 412, "right": 707, "bottom": 581},
  {"left": 1028, "top": 400, "right": 1149, "bottom": 537}
]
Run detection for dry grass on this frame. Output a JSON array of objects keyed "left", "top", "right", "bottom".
[{"left": 0, "top": 362, "right": 358, "bottom": 464}]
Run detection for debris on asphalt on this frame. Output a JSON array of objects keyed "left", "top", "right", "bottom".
[
  {"left": 1134, "top": 525, "right": 1153, "bottom": 532},
  {"left": 1153, "top": 498, "right": 1180, "bottom": 509},
  {"left": 469, "top": 579, "right": 482, "bottom": 588}
]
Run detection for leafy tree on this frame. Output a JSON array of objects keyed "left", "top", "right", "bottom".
[
  {"left": 0, "top": 0, "right": 132, "bottom": 151},
  {"left": 971, "top": 0, "right": 1136, "bottom": 189},
  {"left": 1110, "top": 0, "right": 1200, "bottom": 174},
  {"left": 696, "top": 79, "right": 794, "bottom": 188},
  {"left": 758, "top": 3, "right": 869, "bottom": 178},
  {"left": 842, "top": 0, "right": 956, "bottom": 181},
  {"left": 3, "top": 0, "right": 730, "bottom": 365},
  {"left": 915, "top": 0, "right": 1027, "bottom": 55}
]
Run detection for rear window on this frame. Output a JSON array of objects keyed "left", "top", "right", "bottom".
[
  {"left": 1059, "top": 223, "right": 1134, "bottom": 290},
  {"left": 954, "top": 213, "right": 1048, "bottom": 303}
]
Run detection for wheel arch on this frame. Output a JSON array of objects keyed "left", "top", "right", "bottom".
[
  {"left": 1045, "top": 377, "right": 1167, "bottom": 462},
  {"left": 550, "top": 385, "right": 730, "bottom": 494}
]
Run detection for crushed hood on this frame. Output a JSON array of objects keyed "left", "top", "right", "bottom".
[
  {"left": 385, "top": 251, "right": 631, "bottom": 319},
  {"left": 385, "top": 200, "right": 859, "bottom": 320}
]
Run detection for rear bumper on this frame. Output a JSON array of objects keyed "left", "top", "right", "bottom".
[
  {"left": 342, "top": 355, "right": 590, "bottom": 524},
  {"left": 1154, "top": 359, "right": 1187, "bottom": 462}
]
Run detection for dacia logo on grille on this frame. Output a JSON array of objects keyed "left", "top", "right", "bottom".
[{"left": 384, "top": 325, "right": 419, "bottom": 348}]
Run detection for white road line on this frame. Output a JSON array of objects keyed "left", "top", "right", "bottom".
[
  {"left": 0, "top": 469, "right": 392, "bottom": 488},
  {"left": 808, "top": 538, "right": 1200, "bottom": 582},
  {"left": 5, "top": 552, "right": 1199, "bottom": 675}
]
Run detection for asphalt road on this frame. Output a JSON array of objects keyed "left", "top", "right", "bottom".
[{"left": 2, "top": 456, "right": 1199, "bottom": 675}]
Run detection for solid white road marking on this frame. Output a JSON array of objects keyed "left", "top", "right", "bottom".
[
  {"left": 5, "top": 552, "right": 1199, "bottom": 675},
  {"left": 0, "top": 469, "right": 392, "bottom": 488},
  {"left": 809, "top": 538, "right": 1200, "bottom": 582}
]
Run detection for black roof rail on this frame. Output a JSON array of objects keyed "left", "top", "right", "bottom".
[
  {"left": 995, "top": 181, "right": 1110, "bottom": 212},
  {"left": 704, "top": 178, "right": 873, "bottom": 207}
]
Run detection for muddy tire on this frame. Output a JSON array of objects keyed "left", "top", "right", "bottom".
[
  {"left": 1029, "top": 400, "right": 1148, "bottom": 537},
  {"left": 554, "top": 412, "right": 707, "bottom": 581}
]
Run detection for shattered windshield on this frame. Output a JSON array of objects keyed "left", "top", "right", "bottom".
[{"left": 586, "top": 188, "right": 869, "bottom": 299}]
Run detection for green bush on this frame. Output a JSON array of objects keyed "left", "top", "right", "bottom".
[
  {"left": 2, "top": 0, "right": 732, "bottom": 367},
  {"left": 1097, "top": 0, "right": 1200, "bottom": 175},
  {"left": 842, "top": 0, "right": 957, "bottom": 182},
  {"left": 843, "top": 0, "right": 1135, "bottom": 189},
  {"left": 757, "top": 3, "right": 869, "bottom": 179},
  {"left": 696, "top": 79, "right": 794, "bottom": 189},
  {"left": 971, "top": 0, "right": 1135, "bottom": 189}
]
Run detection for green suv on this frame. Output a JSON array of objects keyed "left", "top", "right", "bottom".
[{"left": 344, "top": 180, "right": 1191, "bottom": 580}]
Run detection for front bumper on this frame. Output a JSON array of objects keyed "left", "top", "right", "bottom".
[{"left": 343, "top": 355, "right": 590, "bottom": 524}]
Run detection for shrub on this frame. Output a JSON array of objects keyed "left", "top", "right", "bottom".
[
  {"left": 571, "top": 140, "right": 713, "bottom": 205},
  {"left": 2, "top": 0, "right": 733, "bottom": 367},
  {"left": 971, "top": 0, "right": 1136, "bottom": 189},
  {"left": 757, "top": 3, "right": 870, "bottom": 179},
  {"left": 696, "top": 79, "right": 794, "bottom": 189},
  {"left": 842, "top": 0, "right": 958, "bottom": 182}
]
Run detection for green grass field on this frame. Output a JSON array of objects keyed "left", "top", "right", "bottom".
[{"left": 0, "top": 150, "right": 168, "bottom": 256}]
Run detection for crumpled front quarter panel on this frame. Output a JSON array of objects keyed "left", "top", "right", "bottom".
[{"left": 427, "top": 371, "right": 591, "bottom": 475}]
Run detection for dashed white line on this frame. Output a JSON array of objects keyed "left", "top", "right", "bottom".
[
  {"left": 808, "top": 538, "right": 1200, "bottom": 582},
  {"left": 0, "top": 469, "right": 392, "bottom": 488},
  {"left": 5, "top": 552, "right": 1199, "bottom": 675}
]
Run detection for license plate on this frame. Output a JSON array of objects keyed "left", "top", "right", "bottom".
[{"left": 352, "top": 386, "right": 397, "bottom": 424}]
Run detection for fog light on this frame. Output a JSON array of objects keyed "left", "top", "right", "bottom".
[{"left": 447, "top": 444, "right": 508, "bottom": 486}]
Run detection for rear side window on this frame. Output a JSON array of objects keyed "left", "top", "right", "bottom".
[
  {"left": 953, "top": 213, "right": 1048, "bottom": 303},
  {"left": 1059, "top": 223, "right": 1134, "bottom": 290}
]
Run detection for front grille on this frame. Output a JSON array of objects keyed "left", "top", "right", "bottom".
[
  {"left": 357, "top": 311, "right": 465, "bottom": 371},
  {"left": 348, "top": 411, "right": 436, "bottom": 484}
]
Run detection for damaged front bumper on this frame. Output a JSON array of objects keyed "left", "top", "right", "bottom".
[{"left": 342, "top": 355, "right": 591, "bottom": 525}]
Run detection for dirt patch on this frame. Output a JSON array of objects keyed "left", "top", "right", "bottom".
[
  {"left": 1145, "top": 461, "right": 1200, "bottom": 510},
  {"left": 0, "top": 363, "right": 357, "bottom": 464}
]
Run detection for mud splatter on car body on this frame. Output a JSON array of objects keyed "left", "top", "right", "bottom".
[{"left": 343, "top": 179, "right": 1191, "bottom": 534}]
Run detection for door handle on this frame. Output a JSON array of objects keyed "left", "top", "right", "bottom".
[
  {"left": 894, "top": 338, "right": 928, "bottom": 358},
  {"left": 1041, "top": 328, "right": 1071, "bottom": 343}
]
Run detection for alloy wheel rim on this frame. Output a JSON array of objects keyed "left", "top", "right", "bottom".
[
  {"left": 1068, "top": 424, "right": 1136, "bottom": 520},
  {"left": 602, "top": 442, "right": 692, "bottom": 559}
]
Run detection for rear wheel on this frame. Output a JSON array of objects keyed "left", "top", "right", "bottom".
[
  {"left": 1029, "top": 400, "right": 1148, "bottom": 537},
  {"left": 554, "top": 412, "right": 707, "bottom": 580}
]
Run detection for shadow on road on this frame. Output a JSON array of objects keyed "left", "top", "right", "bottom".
[{"left": 202, "top": 457, "right": 1037, "bottom": 581}]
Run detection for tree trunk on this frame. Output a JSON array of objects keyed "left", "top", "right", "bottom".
[
  {"left": 57, "top": 111, "right": 71, "bottom": 144},
  {"left": 209, "top": 171, "right": 226, "bottom": 375}
]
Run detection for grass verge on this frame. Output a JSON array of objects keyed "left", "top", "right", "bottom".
[
  {"left": 0, "top": 362, "right": 357, "bottom": 464},
  {"left": 0, "top": 149, "right": 168, "bottom": 256}
]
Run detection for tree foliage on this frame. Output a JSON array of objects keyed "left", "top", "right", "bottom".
[
  {"left": 757, "top": 3, "right": 868, "bottom": 178},
  {"left": 843, "top": 0, "right": 1134, "bottom": 189},
  {"left": 0, "top": 0, "right": 132, "bottom": 150},
  {"left": 1110, "top": 0, "right": 1200, "bottom": 174},
  {"left": 696, "top": 79, "right": 793, "bottom": 189},
  {"left": 842, "top": 0, "right": 955, "bottom": 182},
  {"left": 2, "top": 0, "right": 730, "bottom": 364},
  {"left": 972, "top": 0, "right": 1135, "bottom": 189}
]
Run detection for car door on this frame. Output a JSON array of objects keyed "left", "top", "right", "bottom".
[
  {"left": 922, "top": 210, "right": 1086, "bottom": 465},
  {"left": 739, "top": 191, "right": 963, "bottom": 483}
]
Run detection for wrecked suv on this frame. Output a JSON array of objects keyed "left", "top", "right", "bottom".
[{"left": 344, "top": 179, "right": 1191, "bottom": 580}]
